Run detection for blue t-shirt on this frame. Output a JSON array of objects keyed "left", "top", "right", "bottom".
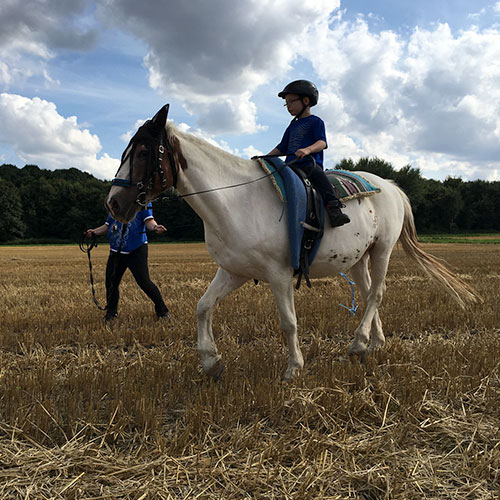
[
  {"left": 106, "top": 204, "right": 154, "bottom": 254},
  {"left": 276, "top": 115, "right": 327, "bottom": 168}
]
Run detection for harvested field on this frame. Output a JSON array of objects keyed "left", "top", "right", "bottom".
[{"left": 0, "top": 242, "right": 499, "bottom": 499}]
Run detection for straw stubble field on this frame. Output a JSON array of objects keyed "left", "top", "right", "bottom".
[{"left": 0, "top": 242, "right": 499, "bottom": 499}]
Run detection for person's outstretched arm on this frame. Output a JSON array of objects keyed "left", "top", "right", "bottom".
[{"left": 145, "top": 218, "right": 167, "bottom": 234}]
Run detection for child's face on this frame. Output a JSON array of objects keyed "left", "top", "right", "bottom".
[{"left": 284, "top": 94, "right": 309, "bottom": 117}]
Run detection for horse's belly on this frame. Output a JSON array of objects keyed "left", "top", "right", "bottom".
[
  {"left": 205, "top": 227, "right": 290, "bottom": 280},
  {"left": 310, "top": 215, "right": 376, "bottom": 277}
]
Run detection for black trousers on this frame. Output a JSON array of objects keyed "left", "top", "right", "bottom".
[
  {"left": 105, "top": 244, "right": 167, "bottom": 315},
  {"left": 297, "top": 163, "right": 339, "bottom": 206}
]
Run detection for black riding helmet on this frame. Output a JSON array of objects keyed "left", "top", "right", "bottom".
[{"left": 278, "top": 80, "right": 319, "bottom": 106}]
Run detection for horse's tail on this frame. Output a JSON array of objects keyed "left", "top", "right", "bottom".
[{"left": 396, "top": 186, "right": 481, "bottom": 309}]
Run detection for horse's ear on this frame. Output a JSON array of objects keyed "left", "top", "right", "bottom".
[{"left": 151, "top": 104, "right": 169, "bottom": 131}]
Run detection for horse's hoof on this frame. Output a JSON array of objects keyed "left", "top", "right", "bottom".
[
  {"left": 348, "top": 344, "right": 368, "bottom": 364},
  {"left": 282, "top": 365, "right": 302, "bottom": 382},
  {"left": 368, "top": 339, "right": 385, "bottom": 352},
  {"left": 349, "top": 352, "right": 367, "bottom": 364},
  {"left": 206, "top": 360, "right": 224, "bottom": 381}
]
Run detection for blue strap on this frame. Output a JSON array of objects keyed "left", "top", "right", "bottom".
[
  {"left": 338, "top": 272, "right": 358, "bottom": 315},
  {"left": 112, "top": 178, "right": 135, "bottom": 188}
]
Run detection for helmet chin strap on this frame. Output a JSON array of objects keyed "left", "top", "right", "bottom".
[{"left": 293, "top": 98, "right": 309, "bottom": 121}]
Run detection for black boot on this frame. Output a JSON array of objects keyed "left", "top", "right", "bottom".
[
  {"left": 104, "top": 310, "right": 117, "bottom": 322},
  {"left": 155, "top": 304, "right": 170, "bottom": 319},
  {"left": 326, "top": 201, "right": 350, "bottom": 227}
]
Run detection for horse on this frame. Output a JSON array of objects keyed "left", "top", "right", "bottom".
[{"left": 105, "top": 105, "right": 479, "bottom": 381}]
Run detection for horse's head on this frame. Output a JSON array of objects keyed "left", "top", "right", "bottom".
[{"left": 105, "top": 104, "right": 182, "bottom": 222}]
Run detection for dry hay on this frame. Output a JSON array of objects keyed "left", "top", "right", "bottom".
[{"left": 0, "top": 242, "right": 499, "bottom": 499}]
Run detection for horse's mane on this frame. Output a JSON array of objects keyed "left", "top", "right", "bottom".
[{"left": 166, "top": 123, "right": 248, "bottom": 167}]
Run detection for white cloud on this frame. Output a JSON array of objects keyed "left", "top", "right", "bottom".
[
  {"left": 242, "top": 145, "right": 263, "bottom": 159},
  {"left": 120, "top": 119, "right": 147, "bottom": 144},
  {"left": 176, "top": 122, "right": 239, "bottom": 155},
  {"left": 0, "top": 0, "right": 97, "bottom": 88},
  {"left": 413, "top": 154, "right": 499, "bottom": 182},
  {"left": 404, "top": 25, "right": 500, "bottom": 159},
  {"left": 295, "top": 16, "right": 500, "bottom": 179},
  {"left": 100, "top": 0, "right": 339, "bottom": 135},
  {"left": 0, "top": 93, "right": 119, "bottom": 179}
]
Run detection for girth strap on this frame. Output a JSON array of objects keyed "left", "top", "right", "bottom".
[{"left": 289, "top": 165, "right": 324, "bottom": 289}]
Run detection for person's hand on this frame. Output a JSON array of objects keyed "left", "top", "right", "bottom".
[
  {"left": 85, "top": 229, "right": 96, "bottom": 237},
  {"left": 153, "top": 224, "right": 167, "bottom": 234},
  {"left": 295, "top": 147, "right": 311, "bottom": 159}
]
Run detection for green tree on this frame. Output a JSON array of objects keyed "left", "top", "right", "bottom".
[
  {"left": 459, "top": 180, "right": 500, "bottom": 231},
  {"left": 352, "top": 157, "right": 397, "bottom": 179},
  {"left": 393, "top": 165, "right": 427, "bottom": 210},
  {"left": 19, "top": 177, "right": 57, "bottom": 238},
  {"left": 151, "top": 191, "right": 204, "bottom": 241},
  {"left": 0, "top": 179, "right": 26, "bottom": 241}
]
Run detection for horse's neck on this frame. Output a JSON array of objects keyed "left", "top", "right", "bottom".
[{"left": 176, "top": 138, "right": 260, "bottom": 230}]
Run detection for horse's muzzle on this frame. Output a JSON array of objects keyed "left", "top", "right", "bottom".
[{"left": 105, "top": 195, "right": 119, "bottom": 218}]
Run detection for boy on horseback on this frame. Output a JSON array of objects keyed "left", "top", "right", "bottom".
[{"left": 267, "top": 80, "right": 350, "bottom": 227}]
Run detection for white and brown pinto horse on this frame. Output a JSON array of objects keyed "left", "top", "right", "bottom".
[{"left": 106, "top": 105, "right": 479, "bottom": 381}]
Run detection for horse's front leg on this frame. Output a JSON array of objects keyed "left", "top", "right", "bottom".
[
  {"left": 269, "top": 275, "right": 303, "bottom": 381},
  {"left": 197, "top": 267, "right": 248, "bottom": 379}
]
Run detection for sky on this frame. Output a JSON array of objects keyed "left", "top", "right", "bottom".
[{"left": 1, "top": 0, "right": 500, "bottom": 182}]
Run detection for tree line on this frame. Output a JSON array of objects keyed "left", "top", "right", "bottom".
[
  {"left": 0, "top": 163, "right": 203, "bottom": 244},
  {"left": 0, "top": 159, "right": 499, "bottom": 244},
  {"left": 338, "top": 158, "right": 500, "bottom": 233}
]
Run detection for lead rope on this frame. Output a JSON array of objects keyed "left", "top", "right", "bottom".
[
  {"left": 79, "top": 223, "right": 127, "bottom": 312},
  {"left": 338, "top": 272, "right": 358, "bottom": 315},
  {"left": 79, "top": 233, "right": 107, "bottom": 311}
]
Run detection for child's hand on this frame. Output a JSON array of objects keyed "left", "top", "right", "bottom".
[{"left": 295, "top": 147, "right": 311, "bottom": 159}]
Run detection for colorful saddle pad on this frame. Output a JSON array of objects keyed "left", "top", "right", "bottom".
[{"left": 325, "top": 169, "right": 381, "bottom": 201}]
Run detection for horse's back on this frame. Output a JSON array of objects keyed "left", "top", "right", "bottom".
[{"left": 355, "top": 172, "right": 406, "bottom": 241}]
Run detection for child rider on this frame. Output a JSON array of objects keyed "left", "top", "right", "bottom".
[{"left": 266, "top": 80, "right": 350, "bottom": 227}]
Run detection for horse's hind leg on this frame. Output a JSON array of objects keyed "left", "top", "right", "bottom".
[
  {"left": 349, "top": 253, "right": 386, "bottom": 352},
  {"left": 269, "top": 276, "right": 303, "bottom": 381},
  {"left": 197, "top": 267, "right": 248, "bottom": 378},
  {"left": 348, "top": 245, "right": 391, "bottom": 359}
]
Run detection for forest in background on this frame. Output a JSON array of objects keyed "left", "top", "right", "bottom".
[{"left": 0, "top": 158, "right": 499, "bottom": 244}]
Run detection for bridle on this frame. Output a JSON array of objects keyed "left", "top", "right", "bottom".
[{"left": 111, "top": 106, "right": 177, "bottom": 207}]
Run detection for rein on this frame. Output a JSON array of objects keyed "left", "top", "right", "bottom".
[
  {"left": 176, "top": 156, "right": 301, "bottom": 200},
  {"left": 114, "top": 132, "right": 300, "bottom": 203}
]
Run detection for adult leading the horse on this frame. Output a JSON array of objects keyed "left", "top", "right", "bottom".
[{"left": 106, "top": 105, "right": 479, "bottom": 381}]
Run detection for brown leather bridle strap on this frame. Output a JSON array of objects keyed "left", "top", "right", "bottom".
[{"left": 111, "top": 126, "right": 177, "bottom": 205}]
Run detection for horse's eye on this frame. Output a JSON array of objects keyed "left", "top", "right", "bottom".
[{"left": 137, "top": 149, "right": 148, "bottom": 159}]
